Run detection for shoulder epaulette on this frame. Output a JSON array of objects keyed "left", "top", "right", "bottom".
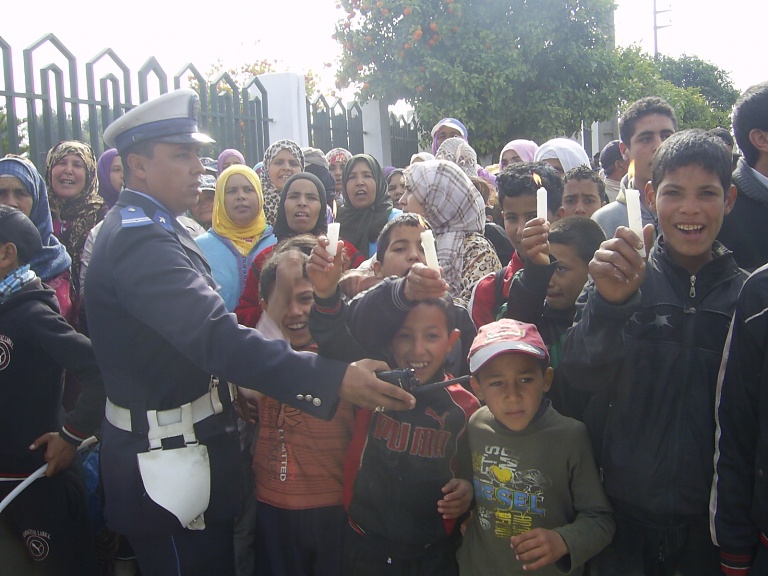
[
  {"left": 120, "top": 206, "right": 152, "bottom": 228},
  {"left": 152, "top": 210, "right": 174, "bottom": 232}
]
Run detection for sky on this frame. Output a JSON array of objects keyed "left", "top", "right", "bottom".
[{"left": 1, "top": 0, "right": 764, "bottom": 104}]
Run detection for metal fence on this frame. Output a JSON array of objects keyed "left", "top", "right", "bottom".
[
  {"left": 0, "top": 33, "right": 269, "bottom": 170},
  {"left": 390, "top": 112, "right": 419, "bottom": 168},
  {"left": 1, "top": 33, "right": 421, "bottom": 173}
]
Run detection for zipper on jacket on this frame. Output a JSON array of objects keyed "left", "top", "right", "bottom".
[{"left": 689, "top": 275, "right": 696, "bottom": 299}]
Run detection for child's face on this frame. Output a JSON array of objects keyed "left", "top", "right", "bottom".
[
  {"left": 376, "top": 224, "right": 427, "bottom": 278},
  {"left": 502, "top": 194, "right": 551, "bottom": 257},
  {"left": 471, "top": 353, "right": 553, "bottom": 432},
  {"left": 559, "top": 179, "right": 603, "bottom": 219},
  {"left": 546, "top": 242, "right": 589, "bottom": 311},
  {"left": 649, "top": 164, "right": 735, "bottom": 275},
  {"left": 263, "top": 277, "right": 314, "bottom": 349},
  {"left": 390, "top": 303, "right": 460, "bottom": 384}
]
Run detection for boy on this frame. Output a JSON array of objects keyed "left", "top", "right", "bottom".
[
  {"left": 342, "top": 295, "right": 480, "bottom": 575},
  {"left": 468, "top": 162, "right": 563, "bottom": 328},
  {"left": 717, "top": 81, "right": 768, "bottom": 271},
  {"left": 237, "top": 249, "right": 355, "bottom": 576},
  {"left": 711, "top": 234, "right": 768, "bottom": 574},
  {"left": 501, "top": 216, "right": 605, "bottom": 419},
  {"left": 458, "top": 319, "right": 614, "bottom": 575},
  {"left": 0, "top": 206, "right": 104, "bottom": 574},
  {"left": 592, "top": 96, "right": 676, "bottom": 238},
  {"left": 310, "top": 213, "right": 476, "bottom": 376},
  {"left": 560, "top": 129, "right": 744, "bottom": 575},
  {"left": 557, "top": 166, "right": 607, "bottom": 219}
]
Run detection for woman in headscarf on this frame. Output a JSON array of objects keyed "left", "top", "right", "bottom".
[
  {"left": 217, "top": 148, "right": 245, "bottom": 174},
  {"left": 435, "top": 136, "right": 479, "bottom": 178},
  {"left": 235, "top": 172, "right": 364, "bottom": 327},
  {"left": 386, "top": 168, "right": 406, "bottom": 206},
  {"left": 336, "top": 154, "right": 401, "bottom": 259},
  {"left": 430, "top": 117, "right": 468, "bottom": 155},
  {"left": 533, "top": 138, "right": 591, "bottom": 177},
  {"left": 498, "top": 139, "right": 539, "bottom": 171},
  {"left": 0, "top": 156, "right": 73, "bottom": 320},
  {"left": 79, "top": 148, "right": 123, "bottom": 294},
  {"left": 195, "top": 165, "right": 276, "bottom": 311},
  {"left": 45, "top": 141, "right": 106, "bottom": 300},
  {"left": 325, "top": 147, "right": 353, "bottom": 208},
  {"left": 410, "top": 152, "right": 435, "bottom": 164},
  {"left": 260, "top": 140, "right": 304, "bottom": 226},
  {"left": 400, "top": 159, "right": 501, "bottom": 306}
]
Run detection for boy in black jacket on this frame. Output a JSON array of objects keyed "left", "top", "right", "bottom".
[
  {"left": 0, "top": 206, "right": 104, "bottom": 575},
  {"left": 560, "top": 130, "right": 745, "bottom": 575}
]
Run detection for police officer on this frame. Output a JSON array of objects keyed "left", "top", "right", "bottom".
[{"left": 86, "top": 89, "right": 414, "bottom": 576}]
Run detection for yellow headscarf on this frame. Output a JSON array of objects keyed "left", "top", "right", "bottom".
[{"left": 212, "top": 165, "right": 267, "bottom": 256}]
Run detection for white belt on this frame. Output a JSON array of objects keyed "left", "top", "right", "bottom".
[{"left": 105, "top": 379, "right": 236, "bottom": 449}]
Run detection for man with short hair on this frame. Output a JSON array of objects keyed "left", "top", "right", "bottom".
[
  {"left": 85, "top": 88, "right": 414, "bottom": 575},
  {"left": 592, "top": 97, "right": 677, "bottom": 238},
  {"left": 599, "top": 139, "right": 628, "bottom": 202},
  {"left": 717, "top": 81, "right": 768, "bottom": 271}
]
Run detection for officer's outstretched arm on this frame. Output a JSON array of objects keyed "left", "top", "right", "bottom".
[{"left": 340, "top": 359, "right": 416, "bottom": 411}]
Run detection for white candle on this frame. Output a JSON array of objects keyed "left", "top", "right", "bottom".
[
  {"left": 536, "top": 187, "right": 548, "bottom": 222},
  {"left": 326, "top": 223, "right": 340, "bottom": 257},
  {"left": 624, "top": 188, "right": 645, "bottom": 255},
  {"left": 420, "top": 230, "right": 440, "bottom": 271}
]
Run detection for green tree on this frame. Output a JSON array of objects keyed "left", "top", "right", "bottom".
[
  {"left": 614, "top": 47, "right": 731, "bottom": 131},
  {"left": 334, "top": 0, "right": 621, "bottom": 156},
  {"left": 656, "top": 54, "right": 740, "bottom": 128}
]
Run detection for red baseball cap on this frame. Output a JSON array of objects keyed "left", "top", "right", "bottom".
[{"left": 468, "top": 319, "right": 549, "bottom": 373}]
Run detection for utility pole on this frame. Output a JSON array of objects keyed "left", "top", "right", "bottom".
[{"left": 653, "top": 0, "right": 671, "bottom": 57}]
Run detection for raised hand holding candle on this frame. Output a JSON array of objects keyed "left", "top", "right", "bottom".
[
  {"left": 326, "top": 222, "right": 340, "bottom": 257},
  {"left": 533, "top": 173, "right": 548, "bottom": 222},
  {"left": 625, "top": 161, "right": 645, "bottom": 256},
  {"left": 420, "top": 230, "right": 440, "bottom": 271}
]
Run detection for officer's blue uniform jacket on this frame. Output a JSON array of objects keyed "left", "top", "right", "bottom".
[{"left": 84, "top": 189, "right": 347, "bottom": 537}]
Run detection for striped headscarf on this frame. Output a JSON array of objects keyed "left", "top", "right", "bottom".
[{"left": 403, "top": 159, "right": 484, "bottom": 295}]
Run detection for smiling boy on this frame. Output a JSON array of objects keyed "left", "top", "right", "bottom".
[
  {"left": 560, "top": 129, "right": 746, "bottom": 575},
  {"left": 457, "top": 319, "right": 614, "bottom": 576}
]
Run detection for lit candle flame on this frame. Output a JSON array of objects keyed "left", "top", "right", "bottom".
[
  {"left": 628, "top": 160, "right": 635, "bottom": 182},
  {"left": 532, "top": 173, "right": 542, "bottom": 186}
]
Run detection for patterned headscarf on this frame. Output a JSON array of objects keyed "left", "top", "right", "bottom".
[
  {"left": 260, "top": 140, "right": 304, "bottom": 226},
  {"left": 0, "top": 156, "right": 71, "bottom": 281},
  {"left": 336, "top": 155, "right": 392, "bottom": 259},
  {"left": 217, "top": 149, "right": 245, "bottom": 175},
  {"left": 430, "top": 118, "right": 468, "bottom": 155},
  {"left": 403, "top": 159, "right": 484, "bottom": 295},
  {"left": 273, "top": 172, "right": 328, "bottom": 241},
  {"left": 45, "top": 141, "right": 103, "bottom": 295},
  {"left": 96, "top": 148, "right": 121, "bottom": 208},
  {"left": 325, "top": 148, "right": 352, "bottom": 167},
  {"left": 499, "top": 140, "right": 539, "bottom": 169},
  {"left": 435, "top": 137, "right": 479, "bottom": 178},
  {"left": 213, "top": 165, "right": 268, "bottom": 256},
  {"left": 534, "top": 138, "right": 591, "bottom": 174}
]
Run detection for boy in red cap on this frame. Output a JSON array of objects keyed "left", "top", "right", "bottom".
[{"left": 458, "top": 319, "right": 614, "bottom": 575}]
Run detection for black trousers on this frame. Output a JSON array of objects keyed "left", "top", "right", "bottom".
[{"left": 128, "top": 519, "right": 235, "bottom": 576}]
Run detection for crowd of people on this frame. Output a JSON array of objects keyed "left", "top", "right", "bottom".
[{"left": 1, "top": 79, "right": 768, "bottom": 576}]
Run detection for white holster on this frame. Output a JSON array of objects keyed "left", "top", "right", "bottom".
[{"left": 137, "top": 403, "right": 211, "bottom": 530}]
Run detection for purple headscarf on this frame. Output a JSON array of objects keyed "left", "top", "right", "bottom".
[
  {"left": 499, "top": 140, "right": 539, "bottom": 170},
  {"left": 96, "top": 148, "right": 121, "bottom": 209},
  {"left": 217, "top": 149, "right": 245, "bottom": 175},
  {"left": 430, "top": 118, "right": 468, "bottom": 155}
]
